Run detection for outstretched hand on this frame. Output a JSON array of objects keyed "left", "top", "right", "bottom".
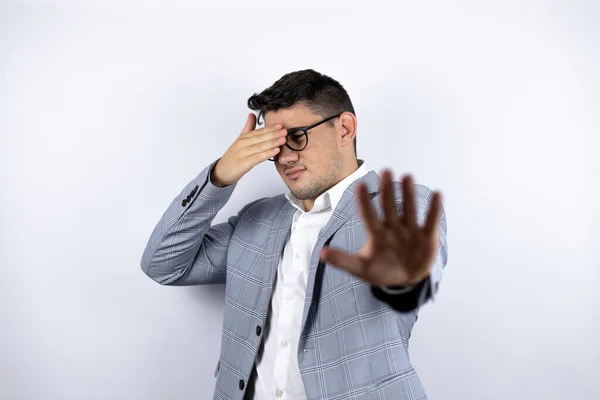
[{"left": 320, "top": 171, "right": 442, "bottom": 287}]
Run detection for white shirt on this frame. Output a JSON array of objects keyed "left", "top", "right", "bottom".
[{"left": 252, "top": 161, "right": 369, "bottom": 399}]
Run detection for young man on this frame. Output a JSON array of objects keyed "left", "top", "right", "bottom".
[{"left": 141, "top": 69, "right": 448, "bottom": 400}]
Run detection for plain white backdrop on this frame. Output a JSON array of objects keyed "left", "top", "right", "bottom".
[{"left": 1, "top": 0, "right": 599, "bottom": 399}]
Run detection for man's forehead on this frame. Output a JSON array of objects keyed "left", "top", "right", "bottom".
[{"left": 264, "top": 106, "right": 318, "bottom": 127}]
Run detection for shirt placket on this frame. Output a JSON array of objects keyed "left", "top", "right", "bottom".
[{"left": 271, "top": 217, "right": 307, "bottom": 398}]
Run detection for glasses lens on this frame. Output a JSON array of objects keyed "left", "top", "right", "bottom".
[{"left": 286, "top": 129, "right": 307, "bottom": 150}]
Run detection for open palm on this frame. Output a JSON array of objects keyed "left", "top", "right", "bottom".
[{"left": 320, "top": 170, "right": 442, "bottom": 287}]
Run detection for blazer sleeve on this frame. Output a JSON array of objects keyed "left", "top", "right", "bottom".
[
  {"left": 371, "top": 184, "right": 448, "bottom": 312},
  {"left": 140, "top": 159, "right": 262, "bottom": 286}
]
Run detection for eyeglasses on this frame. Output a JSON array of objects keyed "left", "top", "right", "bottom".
[{"left": 268, "top": 113, "right": 341, "bottom": 161}]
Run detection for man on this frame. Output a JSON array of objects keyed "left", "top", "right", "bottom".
[{"left": 141, "top": 69, "right": 448, "bottom": 399}]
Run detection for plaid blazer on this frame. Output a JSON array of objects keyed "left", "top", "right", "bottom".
[{"left": 141, "top": 159, "right": 448, "bottom": 400}]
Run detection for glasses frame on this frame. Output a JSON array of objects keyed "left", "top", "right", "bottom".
[{"left": 268, "top": 113, "right": 342, "bottom": 161}]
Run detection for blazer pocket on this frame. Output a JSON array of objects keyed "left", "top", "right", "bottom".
[
  {"left": 366, "top": 367, "right": 415, "bottom": 392},
  {"left": 213, "top": 359, "right": 220, "bottom": 377}
]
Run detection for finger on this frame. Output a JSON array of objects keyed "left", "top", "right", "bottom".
[
  {"left": 246, "top": 122, "right": 284, "bottom": 138},
  {"left": 249, "top": 146, "right": 281, "bottom": 164},
  {"left": 240, "top": 113, "right": 257, "bottom": 135},
  {"left": 401, "top": 175, "right": 416, "bottom": 228},
  {"left": 423, "top": 191, "right": 442, "bottom": 236},
  {"left": 357, "top": 182, "right": 382, "bottom": 234},
  {"left": 244, "top": 133, "right": 287, "bottom": 159},
  {"left": 320, "top": 247, "right": 367, "bottom": 279},
  {"left": 380, "top": 170, "right": 399, "bottom": 229},
  {"left": 244, "top": 125, "right": 287, "bottom": 151}
]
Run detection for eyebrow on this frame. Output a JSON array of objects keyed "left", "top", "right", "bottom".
[
  {"left": 286, "top": 119, "right": 321, "bottom": 130},
  {"left": 286, "top": 124, "right": 308, "bottom": 130},
  {"left": 259, "top": 121, "right": 305, "bottom": 129}
]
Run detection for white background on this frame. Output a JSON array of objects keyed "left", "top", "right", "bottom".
[{"left": 1, "top": 0, "right": 599, "bottom": 399}]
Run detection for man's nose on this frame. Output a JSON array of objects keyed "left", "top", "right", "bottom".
[{"left": 276, "top": 143, "right": 299, "bottom": 164}]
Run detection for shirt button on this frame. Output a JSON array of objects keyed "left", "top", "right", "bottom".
[
  {"left": 276, "top": 389, "right": 284, "bottom": 397},
  {"left": 286, "top": 293, "right": 294, "bottom": 301},
  {"left": 295, "top": 253, "right": 301, "bottom": 259},
  {"left": 281, "top": 340, "right": 288, "bottom": 347}
]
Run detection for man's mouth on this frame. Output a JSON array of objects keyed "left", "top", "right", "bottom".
[{"left": 285, "top": 168, "right": 306, "bottom": 180}]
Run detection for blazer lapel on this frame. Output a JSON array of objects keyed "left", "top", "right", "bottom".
[{"left": 299, "top": 170, "right": 382, "bottom": 339}]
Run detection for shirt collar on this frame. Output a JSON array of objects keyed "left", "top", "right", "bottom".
[{"left": 285, "top": 159, "right": 369, "bottom": 213}]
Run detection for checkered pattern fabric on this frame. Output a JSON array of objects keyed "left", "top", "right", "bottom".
[{"left": 141, "top": 159, "right": 448, "bottom": 400}]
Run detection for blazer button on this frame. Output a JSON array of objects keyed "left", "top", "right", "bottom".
[
  {"left": 181, "top": 199, "right": 188, "bottom": 207},
  {"left": 255, "top": 326, "right": 261, "bottom": 336},
  {"left": 239, "top": 379, "right": 245, "bottom": 390}
]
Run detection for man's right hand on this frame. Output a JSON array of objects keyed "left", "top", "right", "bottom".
[{"left": 210, "top": 113, "right": 288, "bottom": 188}]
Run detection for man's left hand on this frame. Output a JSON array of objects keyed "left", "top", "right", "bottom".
[{"left": 320, "top": 170, "right": 442, "bottom": 287}]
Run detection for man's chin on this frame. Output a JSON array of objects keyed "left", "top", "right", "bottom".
[{"left": 289, "top": 188, "right": 311, "bottom": 201}]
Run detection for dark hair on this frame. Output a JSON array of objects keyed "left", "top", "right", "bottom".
[{"left": 247, "top": 69, "right": 357, "bottom": 157}]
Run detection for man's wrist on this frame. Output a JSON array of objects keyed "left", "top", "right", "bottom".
[
  {"left": 380, "top": 276, "right": 430, "bottom": 295},
  {"left": 379, "top": 284, "right": 418, "bottom": 295},
  {"left": 210, "top": 169, "right": 226, "bottom": 188}
]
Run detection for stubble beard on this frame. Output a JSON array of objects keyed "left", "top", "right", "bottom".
[{"left": 289, "top": 150, "right": 344, "bottom": 201}]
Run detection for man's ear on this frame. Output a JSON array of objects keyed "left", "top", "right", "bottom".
[{"left": 339, "top": 112, "right": 357, "bottom": 147}]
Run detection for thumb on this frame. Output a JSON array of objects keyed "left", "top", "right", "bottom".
[{"left": 241, "top": 113, "right": 256, "bottom": 135}]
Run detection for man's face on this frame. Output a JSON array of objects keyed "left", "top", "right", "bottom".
[{"left": 264, "top": 103, "right": 345, "bottom": 202}]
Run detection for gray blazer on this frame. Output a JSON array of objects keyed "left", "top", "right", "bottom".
[{"left": 141, "top": 159, "right": 448, "bottom": 400}]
